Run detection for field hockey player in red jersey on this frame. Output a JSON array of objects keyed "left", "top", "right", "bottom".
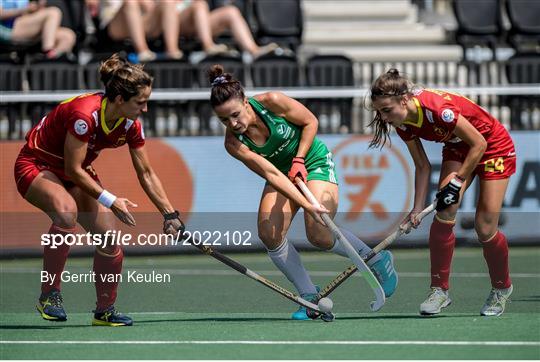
[
  {"left": 13, "top": 53, "right": 185, "bottom": 326},
  {"left": 369, "top": 69, "right": 515, "bottom": 317}
]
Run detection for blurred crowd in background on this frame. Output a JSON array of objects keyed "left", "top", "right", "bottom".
[{"left": 0, "top": 0, "right": 294, "bottom": 63}]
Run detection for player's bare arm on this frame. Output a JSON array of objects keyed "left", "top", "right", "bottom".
[
  {"left": 64, "top": 132, "right": 137, "bottom": 226},
  {"left": 129, "top": 145, "right": 184, "bottom": 235},
  {"left": 404, "top": 137, "right": 432, "bottom": 227},
  {"left": 129, "top": 145, "right": 175, "bottom": 215},
  {"left": 452, "top": 114, "right": 487, "bottom": 180},
  {"left": 225, "top": 131, "right": 327, "bottom": 224}
]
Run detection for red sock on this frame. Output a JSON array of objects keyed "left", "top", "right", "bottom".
[
  {"left": 481, "top": 231, "right": 511, "bottom": 289},
  {"left": 429, "top": 216, "right": 456, "bottom": 290},
  {"left": 93, "top": 247, "right": 123, "bottom": 311},
  {"left": 42, "top": 224, "right": 74, "bottom": 294}
]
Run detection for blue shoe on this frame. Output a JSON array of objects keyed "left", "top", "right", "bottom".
[
  {"left": 36, "top": 289, "right": 67, "bottom": 322},
  {"left": 369, "top": 250, "right": 398, "bottom": 298},
  {"left": 92, "top": 306, "right": 133, "bottom": 326},
  {"left": 291, "top": 287, "right": 320, "bottom": 320}
]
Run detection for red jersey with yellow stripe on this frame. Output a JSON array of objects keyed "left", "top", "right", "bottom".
[
  {"left": 24, "top": 92, "right": 145, "bottom": 176},
  {"left": 395, "top": 89, "right": 515, "bottom": 159},
  {"left": 396, "top": 89, "right": 516, "bottom": 179}
]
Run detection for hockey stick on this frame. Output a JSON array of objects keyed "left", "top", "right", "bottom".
[
  {"left": 317, "top": 200, "right": 437, "bottom": 300},
  {"left": 295, "top": 178, "right": 386, "bottom": 311},
  {"left": 184, "top": 238, "right": 330, "bottom": 316}
]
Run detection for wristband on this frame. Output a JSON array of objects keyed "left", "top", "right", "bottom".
[
  {"left": 455, "top": 174, "right": 465, "bottom": 183},
  {"left": 97, "top": 190, "right": 117, "bottom": 208},
  {"left": 292, "top": 157, "right": 305, "bottom": 163},
  {"left": 164, "top": 210, "right": 180, "bottom": 220}
]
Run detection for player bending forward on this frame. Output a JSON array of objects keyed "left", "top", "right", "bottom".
[
  {"left": 14, "top": 54, "right": 184, "bottom": 326},
  {"left": 369, "top": 69, "right": 515, "bottom": 316},
  {"left": 208, "top": 64, "right": 398, "bottom": 320}
]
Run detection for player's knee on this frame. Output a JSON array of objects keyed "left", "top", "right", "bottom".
[
  {"left": 436, "top": 208, "right": 457, "bottom": 222},
  {"left": 475, "top": 215, "right": 498, "bottom": 241},
  {"left": 51, "top": 201, "right": 77, "bottom": 227},
  {"left": 258, "top": 229, "right": 283, "bottom": 250},
  {"left": 52, "top": 212, "right": 77, "bottom": 228},
  {"left": 306, "top": 231, "right": 332, "bottom": 250},
  {"left": 475, "top": 224, "right": 498, "bottom": 242},
  {"left": 97, "top": 243, "right": 122, "bottom": 256}
]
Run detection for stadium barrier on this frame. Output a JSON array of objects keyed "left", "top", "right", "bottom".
[
  {"left": 1, "top": 132, "right": 538, "bottom": 256},
  {"left": 1, "top": 56, "right": 540, "bottom": 138}
]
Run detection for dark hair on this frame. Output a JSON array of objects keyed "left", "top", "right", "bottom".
[
  {"left": 99, "top": 53, "right": 153, "bottom": 101},
  {"left": 208, "top": 64, "right": 245, "bottom": 107},
  {"left": 368, "top": 68, "right": 412, "bottom": 149}
]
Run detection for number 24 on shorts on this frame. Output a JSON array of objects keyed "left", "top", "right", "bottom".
[{"left": 484, "top": 157, "right": 504, "bottom": 173}]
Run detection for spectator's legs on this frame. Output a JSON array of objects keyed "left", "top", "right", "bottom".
[
  {"left": 107, "top": 1, "right": 155, "bottom": 60},
  {"left": 11, "top": 7, "right": 61, "bottom": 51},
  {"left": 208, "top": 5, "right": 259, "bottom": 55},
  {"left": 45, "top": 0, "right": 74, "bottom": 30},
  {"left": 53, "top": 27, "right": 76, "bottom": 55},
  {"left": 147, "top": 0, "right": 182, "bottom": 59},
  {"left": 178, "top": 0, "right": 221, "bottom": 52},
  {"left": 39, "top": 7, "right": 63, "bottom": 52}
]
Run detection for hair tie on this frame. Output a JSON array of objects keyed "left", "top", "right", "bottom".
[{"left": 211, "top": 76, "right": 227, "bottom": 87}]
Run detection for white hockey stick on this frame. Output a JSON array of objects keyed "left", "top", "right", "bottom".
[
  {"left": 318, "top": 200, "right": 437, "bottom": 300},
  {"left": 295, "top": 178, "right": 386, "bottom": 311}
]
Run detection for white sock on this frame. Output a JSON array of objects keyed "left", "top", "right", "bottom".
[
  {"left": 267, "top": 238, "right": 317, "bottom": 295},
  {"left": 329, "top": 228, "right": 382, "bottom": 266}
]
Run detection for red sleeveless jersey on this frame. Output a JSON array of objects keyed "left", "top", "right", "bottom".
[{"left": 24, "top": 92, "right": 145, "bottom": 174}]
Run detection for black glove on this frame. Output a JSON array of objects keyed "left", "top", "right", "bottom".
[
  {"left": 163, "top": 210, "right": 185, "bottom": 238},
  {"left": 436, "top": 177, "right": 463, "bottom": 211}
]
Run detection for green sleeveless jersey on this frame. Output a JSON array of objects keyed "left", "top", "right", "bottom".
[{"left": 235, "top": 97, "right": 337, "bottom": 184}]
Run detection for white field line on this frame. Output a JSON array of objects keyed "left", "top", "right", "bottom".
[
  {"left": 1, "top": 340, "right": 539, "bottom": 346},
  {"left": 0, "top": 267, "right": 538, "bottom": 278}
]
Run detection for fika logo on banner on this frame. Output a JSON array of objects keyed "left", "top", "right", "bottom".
[{"left": 332, "top": 136, "right": 413, "bottom": 240}]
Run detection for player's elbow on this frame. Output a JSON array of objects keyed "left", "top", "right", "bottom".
[
  {"left": 475, "top": 138, "right": 487, "bottom": 156},
  {"left": 264, "top": 168, "right": 282, "bottom": 185},
  {"left": 415, "top": 159, "right": 431, "bottom": 173},
  {"left": 479, "top": 138, "right": 488, "bottom": 152},
  {"left": 64, "top": 165, "right": 84, "bottom": 180}
]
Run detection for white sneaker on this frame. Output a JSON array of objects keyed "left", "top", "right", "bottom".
[
  {"left": 420, "top": 287, "right": 452, "bottom": 316},
  {"left": 480, "top": 284, "right": 513, "bottom": 316}
]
